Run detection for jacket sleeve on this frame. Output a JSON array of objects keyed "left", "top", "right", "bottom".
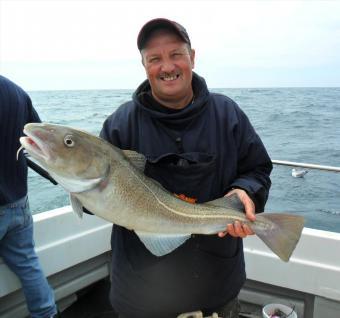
[
  {"left": 99, "top": 103, "right": 135, "bottom": 148},
  {"left": 26, "top": 94, "right": 41, "bottom": 124},
  {"left": 100, "top": 115, "right": 121, "bottom": 147},
  {"left": 229, "top": 105, "right": 272, "bottom": 212}
]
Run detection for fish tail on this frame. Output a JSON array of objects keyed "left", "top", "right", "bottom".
[{"left": 252, "top": 213, "right": 304, "bottom": 262}]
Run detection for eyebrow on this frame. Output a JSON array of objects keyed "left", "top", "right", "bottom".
[
  {"left": 146, "top": 48, "right": 187, "bottom": 57},
  {"left": 170, "top": 48, "right": 187, "bottom": 53}
]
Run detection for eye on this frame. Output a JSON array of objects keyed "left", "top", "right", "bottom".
[
  {"left": 172, "top": 52, "right": 184, "bottom": 58},
  {"left": 148, "top": 57, "right": 160, "bottom": 63},
  {"left": 64, "top": 135, "right": 75, "bottom": 147}
]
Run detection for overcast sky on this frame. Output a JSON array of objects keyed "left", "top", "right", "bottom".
[{"left": 1, "top": 0, "right": 340, "bottom": 90}]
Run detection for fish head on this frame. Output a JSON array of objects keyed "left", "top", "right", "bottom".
[{"left": 20, "top": 123, "right": 110, "bottom": 193}]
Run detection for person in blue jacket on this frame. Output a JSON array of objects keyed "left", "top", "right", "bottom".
[
  {"left": 0, "top": 75, "right": 58, "bottom": 318},
  {"left": 100, "top": 18, "right": 272, "bottom": 318}
]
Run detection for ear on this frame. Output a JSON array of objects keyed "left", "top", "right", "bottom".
[
  {"left": 140, "top": 51, "right": 146, "bottom": 66},
  {"left": 190, "top": 48, "right": 195, "bottom": 69}
]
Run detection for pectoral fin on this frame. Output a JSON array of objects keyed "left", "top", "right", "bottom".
[
  {"left": 135, "top": 231, "right": 191, "bottom": 256},
  {"left": 70, "top": 194, "right": 84, "bottom": 218},
  {"left": 52, "top": 172, "right": 103, "bottom": 193}
]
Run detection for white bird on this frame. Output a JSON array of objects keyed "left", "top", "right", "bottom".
[{"left": 292, "top": 168, "right": 309, "bottom": 178}]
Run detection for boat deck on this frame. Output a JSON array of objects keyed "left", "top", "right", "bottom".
[
  {"left": 61, "top": 279, "right": 117, "bottom": 318},
  {"left": 60, "top": 278, "right": 265, "bottom": 318}
]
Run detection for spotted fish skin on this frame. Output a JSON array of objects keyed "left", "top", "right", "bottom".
[{"left": 20, "top": 123, "right": 304, "bottom": 261}]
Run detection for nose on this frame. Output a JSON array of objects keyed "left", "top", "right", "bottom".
[{"left": 160, "top": 58, "right": 175, "bottom": 73}]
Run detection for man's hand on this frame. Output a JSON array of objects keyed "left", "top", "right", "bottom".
[{"left": 218, "top": 188, "right": 256, "bottom": 238}]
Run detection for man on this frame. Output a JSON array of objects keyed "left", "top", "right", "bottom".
[
  {"left": 100, "top": 18, "right": 272, "bottom": 318},
  {"left": 0, "top": 75, "right": 58, "bottom": 318}
]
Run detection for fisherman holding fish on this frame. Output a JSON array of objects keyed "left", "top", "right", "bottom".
[
  {"left": 100, "top": 19, "right": 272, "bottom": 318},
  {"left": 19, "top": 19, "right": 304, "bottom": 318},
  {"left": 0, "top": 76, "right": 58, "bottom": 318}
]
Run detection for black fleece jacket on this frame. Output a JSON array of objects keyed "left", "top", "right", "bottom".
[{"left": 100, "top": 73, "right": 272, "bottom": 318}]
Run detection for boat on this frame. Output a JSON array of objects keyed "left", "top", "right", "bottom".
[{"left": 1, "top": 161, "right": 340, "bottom": 318}]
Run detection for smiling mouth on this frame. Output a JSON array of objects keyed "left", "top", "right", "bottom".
[{"left": 160, "top": 74, "right": 180, "bottom": 81}]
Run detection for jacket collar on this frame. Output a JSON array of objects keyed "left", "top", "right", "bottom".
[{"left": 133, "top": 73, "right": 210, "bottom": 126}]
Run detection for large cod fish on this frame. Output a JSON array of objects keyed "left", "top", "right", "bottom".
[{"left": 20, "top": 123, "right": 304, "bottom": 262}]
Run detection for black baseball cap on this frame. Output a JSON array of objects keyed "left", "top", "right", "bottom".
[{"left": 137, "top": 18, "right": 191, "bottom": 51}]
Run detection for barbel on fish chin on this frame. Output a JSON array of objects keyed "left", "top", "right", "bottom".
[{"left": 19, "top": 122, "right": 305, "bottom": 262}]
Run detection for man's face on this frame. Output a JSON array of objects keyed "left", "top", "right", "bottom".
[{"left": 141, "top": 30, "right": 195, "bottom": 107}]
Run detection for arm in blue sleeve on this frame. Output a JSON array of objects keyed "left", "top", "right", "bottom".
[
  {"left": 99, "top": 113, "right": 123, "bottom": 148},
  {"left": 26, "top": 94, "right": 42, "bottom": 123},
  {"left": 230, "top": 107, "right": 272, "bottom": 212}
]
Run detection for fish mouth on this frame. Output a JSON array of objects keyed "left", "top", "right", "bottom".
[{"left": 19, "top": 126, "right": 52, "bottom": 162}]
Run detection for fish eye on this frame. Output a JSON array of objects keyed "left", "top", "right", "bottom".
[{"left": 64, "top": 135, "right": 75, "bottom": 147}]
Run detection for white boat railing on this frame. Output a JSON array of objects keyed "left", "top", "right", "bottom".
[{"left": 272, "top": 160, "right": 340, "bottom": 172}]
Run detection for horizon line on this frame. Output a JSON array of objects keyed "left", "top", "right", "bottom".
[{"left": 27, "top": 86, "right": 340, "bottom": 93}]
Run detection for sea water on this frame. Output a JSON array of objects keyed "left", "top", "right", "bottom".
[{"left": 27, "top": 87, "right": 340, "bottom": 233}]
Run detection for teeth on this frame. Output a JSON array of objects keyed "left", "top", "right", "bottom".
[{"left": 163, "top": 75, "right": 178, "bottom": 81}]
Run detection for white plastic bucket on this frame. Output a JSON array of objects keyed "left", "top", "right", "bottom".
[{"left": 262, "top": 303, "right": 297, "bottom": 318}]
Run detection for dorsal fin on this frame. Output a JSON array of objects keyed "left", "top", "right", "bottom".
[
  {"left": 122, "top": 149, "right": 172, "bottom": 192},
  {"left": 122, "top": 149, "right": 146, "bottom": 172}
]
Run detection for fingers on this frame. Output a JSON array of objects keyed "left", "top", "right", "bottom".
[
  {"left": 217, "top": 188, "right": 256, "bottom": 238},
  {"left": 218, "top": 221, "right": 254, "bottom": 238},
  {"left": 230, "top": 221, "right": 254, "bottom": 238},
  {"left": 226, "top": 188, "right": 256, "bottom": 221},
  {"left": 245, "top": 207, "right": 256, "bottom": 222}
]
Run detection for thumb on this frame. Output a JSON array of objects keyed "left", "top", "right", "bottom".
[
  {"left": 241, "top": 194, "right": 256, "bottom": 221},
  {"left": 245, "top": 206, "right": 256, "bottom": 222}
]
